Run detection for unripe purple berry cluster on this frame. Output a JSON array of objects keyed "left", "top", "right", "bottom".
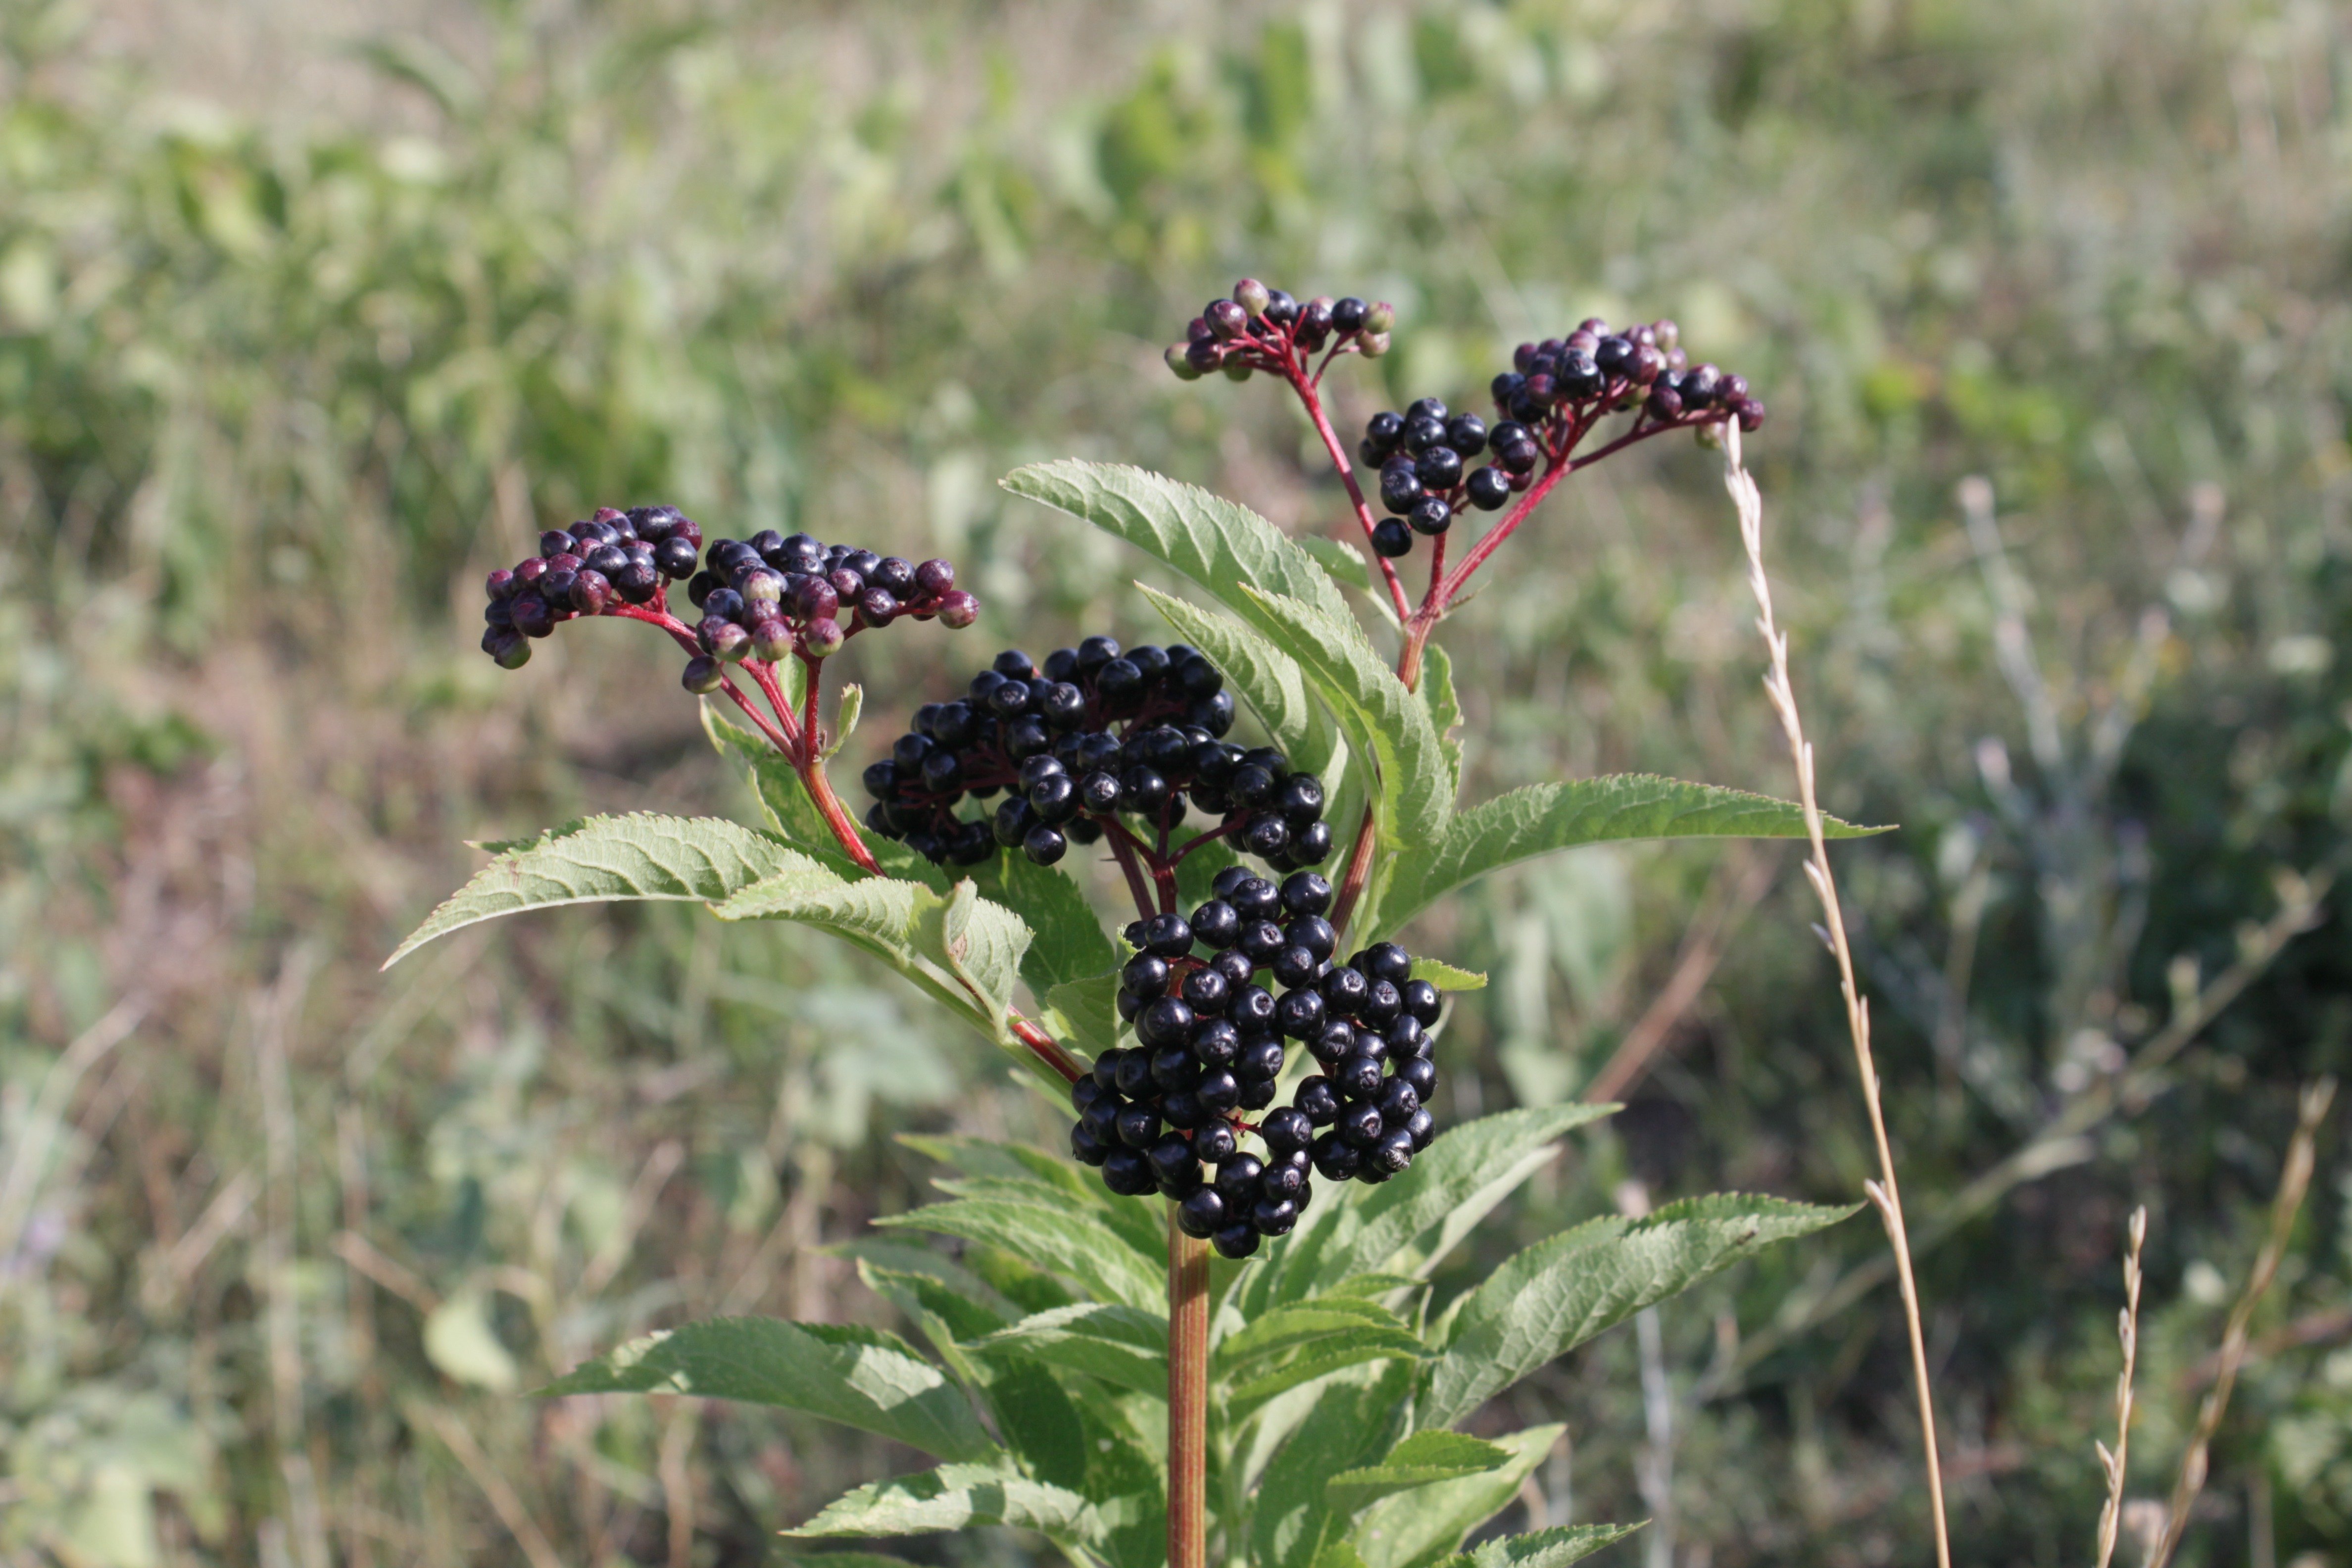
[
  {"left": 1073, "top": 868, "right": 1444, "bottom": 1258},
  {"left": 1163, "top": 279, "right": 1394, "bottom": 382},
  {"left": 480, "top": 505, "right": 700, "bottom": 668},
  {"left": 1363, "top": 318, "right": 1766, "bottom": 559},
  {"left": 680, "top": 532, "right": 977, "bottom": 692},
  {"left": 861, "top": 639, "right": 1335, "bottom": 872}
]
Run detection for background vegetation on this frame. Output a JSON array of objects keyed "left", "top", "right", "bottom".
[{"left": 3, "top": 0, "right": 2349, "bottom": 1563}]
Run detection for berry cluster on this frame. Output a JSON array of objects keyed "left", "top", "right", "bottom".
[
  {"left": 1163, "top": 280, "right": 1394, "bottom": 382},
  {"left": 860, "top": 640, "right": 1335, "bottom": 872},
  {"left": 480, "top": 505, "right": 700, "bottom": 669},
  {"left": 677, "top": 532, "right": 976, "bottom": 691},
  {"left": 1070, "top": 869, "right": 1444, "bottom": 1259},
  {"left": 478, "top": 505, "right": 978, "bottom": 689},
  {"left": 1361, "top": 319, "right": 1766, "bottom": 559}
]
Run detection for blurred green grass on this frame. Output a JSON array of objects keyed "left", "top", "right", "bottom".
[{"left": 4, "top": 0, "right": 2352, "bottom": 1563}]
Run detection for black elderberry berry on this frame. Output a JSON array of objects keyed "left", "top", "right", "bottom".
[
  {"left": 1177, "top": 1186, "right": 1227, "bottom": 1238},
  {"left": 1395, "top": 1056, "right": 1437, "bottom": 1100},
  {"left": 1239, "top": 1037, "right": 1286, "bottom": 1081},
  {"left": 1091, "top": 1048, "right": 1125, "bottom": 1092},
  {"left": 1139, "top": 912, "right": 1193, "bottom": 958},
  {"left": 1138, "top": 996, "right": 1196, "bottom": 1049},
  {"left": 1230, "top": 876, "right": 1280, "bottom": 919},
  {"left": 1116, "top": 1103, "right": 1163, "bottom": 1149},
  {"left": 1402, "top": 979, "right": 1441, "bottom": 1026},
  {"left": 1268, "top": 945, "right": 1316, "bottom": 989},
  {"left": 1114, "top": 1050, "right": 1153, "bottom": 1098},
  {"left": 1407, "top": 395, "right": 1448, "bottom": 423},
  {"left": 1179, "top": 969, "right": 1228, "bottom": 1016},
  {"left": 1331, "top": 296, "right": 1370, "bottom": 334},
  {"left": 1211, "top": 949, "right": 1255, "bottom": 988},
  {"left": 1129, "top": 645, "right": 1171, "bottom": 679},
  {"left": 1214, "top": 1154, "right": 1264, "bottom": 1201},
  {"left": 1312, "top": 1134, "right": 1363, "bottom": 1180},
  {"left": 1195, "top": 1070, "right": 1241, "bottom": 1113},
  {"left": 1286, "top": 916, "right": 1336, "bottom": 963},
  {"left": 1467, "top": 466, "right": 1512, "bottom": 511},
  {"left": 994, "top": 798, "right": 1036, "bottom": 848},
  {"left": 1023, "top": 826, "right": 1067, "bottom": 865},
  {"left": 1336, "top": 1100, "right": 1385, "bottom": 1149},
  {"left": 1274, "top": 988, "right": 1326, "bottom": 1039},
  {"left": 1151, "top": 1044, "right": 1201, "bottom": 1092},
  {"left": 1406, "top": 1107, "right": 1436, "bottom": 1151},
  {"left": 1372, "top": 519, "right": 1414, "bottom": 558},
  {"left": 1558, "top": 351, "right": 1603, "bottom": 398},
  {"left": 1162, "top": 1090, "right": 1203, "bottom": 1129},
  {"left": 1446, "top": 413, "right": 1488, "bottom": 455},
  {"left": 1194, "top": 1121, "right": 1238, "bottom": 1164},
  {"left": 1261, "top": 1107, "right": 1313, "bottom": 1156},
  {"left": 1212, "top": 1223, "right": 1259, "bottom": 1259},
  {"left": 1364, "top": 410, "right": 1404, "bottom": 455},
  {"left": 1078, "top": 770, "right": 1122, "bottom": 814},
  {"left": 1294, "top": 1076, "right": 1340, "bottom": 1126},
  {"left": 1408, "top": 496, "right": 1452, "bottom": 537},
  {"left": 1252, "top": 1197, "right": 1299, "bottom": 1236},
  {"left": 1104, "top": 1148, "right": 1157, "bottom": 1196},
  {"left": 947, "top": 821, "right": 994, "bottom": 865},
  {"left": 1594, "top": 336, "right": 1635, "bottom": 376},
  {"left": 1385, "top": 1014, "right": 1428, "bottom": 1060},
  {"left": 1230, "top": 983, "right": 1276, "bottom": 1029},
  {"left": 1335, "top": 1053, "right": 1384, "bottom": 1099},
  {"left": 1228, "top": 765, "right": 1275, "bottom": 808},
  {"left": 1377, "top": 464, "right": 1421, "bottom": 514},
  {"left": 1236, "top": 921, "right": 1285, "bottom": 965},
  {"left": 1188, "top": 900, "right": 1240, "bottom": 950},
  {"left": 1417, "top": 444, "right": 1463, "bottom": 490},
  {"left": 1263, "top": 289, "right": 1299, "bottom": 326},
  {"left": 1319, "top": 966, "right": 1369, "bottom": 1015},
  {"left": 1096, "top": 658, "right": 1145, "bottom": 714},
  {"left": 1260, "top": 1160, "right": 1307, "bottom": 1202},
  {"left": 1378, "top": 1078, "right": 1421, "bottom": 1126},
  {"left": 1309, "top": 1019, "right": 1355, "bottom": 1067},
  {"left": 1191, "top": 689, "right": 1235, "bottom": 735},
  {"left": 1191, "top": 1019, "right": 1240, "bottom": 1068}
]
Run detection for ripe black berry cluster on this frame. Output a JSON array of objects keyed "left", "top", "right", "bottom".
[
  {"left": 677, "top": 532, "right": 976, "bottom": 692},
  {"left": 480, "top": 505, "right": 700, "bottom": 669},
  {"left": 860, "top": 639, "right": 1335, "bottom": 872},
  {"left": 1361, "top": 319, "right": 1766, "bottom": 558},
  {"left": 1069, "top": 868, "right": 1444, "bottom": 1259},
  {"left": 1163, "top": 279, "right": 1394, "bottom": 382}
]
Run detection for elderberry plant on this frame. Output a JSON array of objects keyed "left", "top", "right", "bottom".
[{"left": 391, "top": 278, "right": 1868, "bottom": 1568}]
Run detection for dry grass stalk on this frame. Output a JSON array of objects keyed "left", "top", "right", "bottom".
[
  {"left": 2148, "top": 1077, "right": 2337, "bottom": 1568},
  {"left": 1722, "top": 423, "right": 1953, "bottom": 1568},
  {"left": 2094, "top": 1206, "right": 2148, "bottom": 1568}
]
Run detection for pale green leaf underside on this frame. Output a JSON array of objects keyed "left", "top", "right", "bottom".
[
  {"left": 1380, "top": 775, "right": 1882, "bottom": 937},
  {"left": 540, "top": 1318, "right": 995, "bottom": 1462},
  {"left": 1326, "top": 1431, "right": 1512, "bottom": 1517},
  {"left": 970, "top": 1302, "right": 1170, "bottom": 1397},
  {"left": 1215, "top": 1298, "right": 1428, "bottom": 1381},
  {"left": 878, "top": 1199, "right": 1165, "bottom": 1313},
  {"left": 1002, "top": 460, "right": 1356, "bottom": 632},
  {"left": 1140, "top": 583, "right": 1344, "bottom": 784},
  {"left": 386, "top": 812, "right": 804, "bottom": 967},
  {"left": 1420, "top": 1195, "right": 1860, "bottom": 1428},
  {"left": 1433, "top": 1523, "right": 1642, "bottom": 1568},
  {"left": 783, "top": 1462, "right": 1100, "bottom": 1541},
  {"left": 1350, "top": 1426, "right": 1563, "bottom": 1568},
  {"left": 1297, "top": 535, "right": 1375, "bottom": 595},
  {"left": 1240, "top": 585, "right": 1450, "bottom": 851}
]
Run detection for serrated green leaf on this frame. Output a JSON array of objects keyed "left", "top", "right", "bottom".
[
  {"left": 1297, "top": 535, "right": 1372, "bottom": 590},
  {"left": 1250, "top": 1359, "right": 1417, "bottom": 1568},
  {"left": 826, "top": 682, "right": 864, "bottom": 758},
  {"left": 1265, "top": 1105, "right": 1617, "bottom": 1311},
  {"left": 1003, "top": 460, "right": 1355, "bottom": 631},
  {"left": 703, "top": 706, "right": 837, "bottom": 848},
  {"left": 910, "top": 1138, "right": 1167, "bottom": 1265},
  {"left": 1326, "top": 1432, "right": 1511, "bottom": 1516},
  {"left": 935, "top": 879, "right": 1031, "bottom": 1034},
  {"left": 1383, "top": 775, "right": 1881, "bottom": 936},
  {"left": 387, "top": 813, "right": 806, "bottom": 967},
  {"left": 974, "top": 855, "right": 1119, "bottom": 998},
  {"left": 541, "top": 1318, "right": 995, "bottom": 1461},
  {"left": 1420, "top": 1195, "right": 1860, "bottom": 1428},
  {"left": 1351, "top": 1427, "right": 1565, "bottom": 1568},
  {"left": 1225, "top": 1338, "right": 1428, "bottom": 1419},
  {"left": 782, "top": 1462, "right": 1099, "bottom": 1541},
  {"left": 1411, "top": 958, "right": 1485, "bottom": 991},
  {"left": 1044, "top": 970, "right": 1123, "bottom": 1058},
  {"left": 1215, "top": 1299, "right": 1428, "bottom": 1382},
  {"left": 972, "top": 1303, "right": 1169, "bottom": 1397},
  {"left": 879, "top": 1200, "right": 1164, "bottom": 1312},
  {"left": 1433, "top": 1524, "right": 1643, "bottom": 1568},
  {"left": 1418, "top": 640, "right": 1464, "bottom": 803},
  {"left": 855, "top": 1260, "right": 1004, "bottom": 1387},
  {"left": 1140, "top": 584, "right": 1344, "bottom": 783},
  {"left": 1239, "top": 585, "right": 1449, "bottom": 850}
]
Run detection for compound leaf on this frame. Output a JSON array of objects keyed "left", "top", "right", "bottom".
[
  {"left": 1420, "top": 1196, "right": 1859, "bottom": 1428},
  {"left": 971, "top": 1303, "right": 1169, "bottom": 1398},
  {"left": 1325, "top": 1431, "right": 1512, "bottom": 1517},
  {"left": 782, "top": 1463, "right": 1099, "bottom": 1541},
  {"left": 1349, "top": 1427, "right": 1566, "bottom": 1568},
  {"left": 541, "top": 1318, "right": 995, "bottom": 1462},
  {"left": 1432, "top": 1525, "right": 1643, "bottom": 1568},
  {"left": 1140, "top": 584, "right": 1344, "bottom": 784},
  {"left": 386, "top": 813, "right": 807, "bottom": 967},
  {"left": 878, "top": 1199, "right": 1164, "bottom": 1313}
]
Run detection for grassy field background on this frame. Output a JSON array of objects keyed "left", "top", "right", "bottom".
[{"left": 4, "top": 0, "right": 2351, "bottom": 1563}]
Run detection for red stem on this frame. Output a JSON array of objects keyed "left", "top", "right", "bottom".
[
  {"left": 1282, "top": 357, "right": 1414, "bottom": 622},
  {"left": 1166, "top": 1212, "right": 1211, "bottom": 1568},
  {"left": 1104, "top": 824, "right": 1161, "bottom": 923}
]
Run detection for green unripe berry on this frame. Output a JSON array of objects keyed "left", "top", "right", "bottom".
[
  {"left": 1234, "top": 278, "right": 1271, "bottom": 317},
  {"left": 681, "top": 655, "right": 723, "bottom": 693},
  {"left": 1166, "top": 344, "right": 1204, "bottom": 381},
  {"left": 751, "top": 618, "right": 793, "bottom": 662},
  {"left": 1359, "top": 331, "right": 1391, "bottom": 358},
  {"left": 1363, "top": 301, "right": 1395, "bottom": 334},
  {"left": 801, "top": 616, "right": 846, "bottom": 657}
]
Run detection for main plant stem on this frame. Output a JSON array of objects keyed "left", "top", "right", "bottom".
[{"left": 1167, "top": 1211, "right": 1211, "bottom": 1568}]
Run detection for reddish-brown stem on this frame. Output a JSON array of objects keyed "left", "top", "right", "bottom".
[
  {"left": 740, "top": 659, "right": 808, "bottom": 756},
  {"left": 1013, "top": 1015, "right": 1086, "bottom": 1084},
  {"left": 1280, "top": 356, "right": 1414, "bottom": 622},
  {"left": 1166, "top": 1212, "right": 1211, "bottom": 1568},
  {"left": 1329, "top": 801, "right": 1381, "bottom": 936},
  {"left": 1104, "top": 826, "right": 1161, "bottom": 924}
]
